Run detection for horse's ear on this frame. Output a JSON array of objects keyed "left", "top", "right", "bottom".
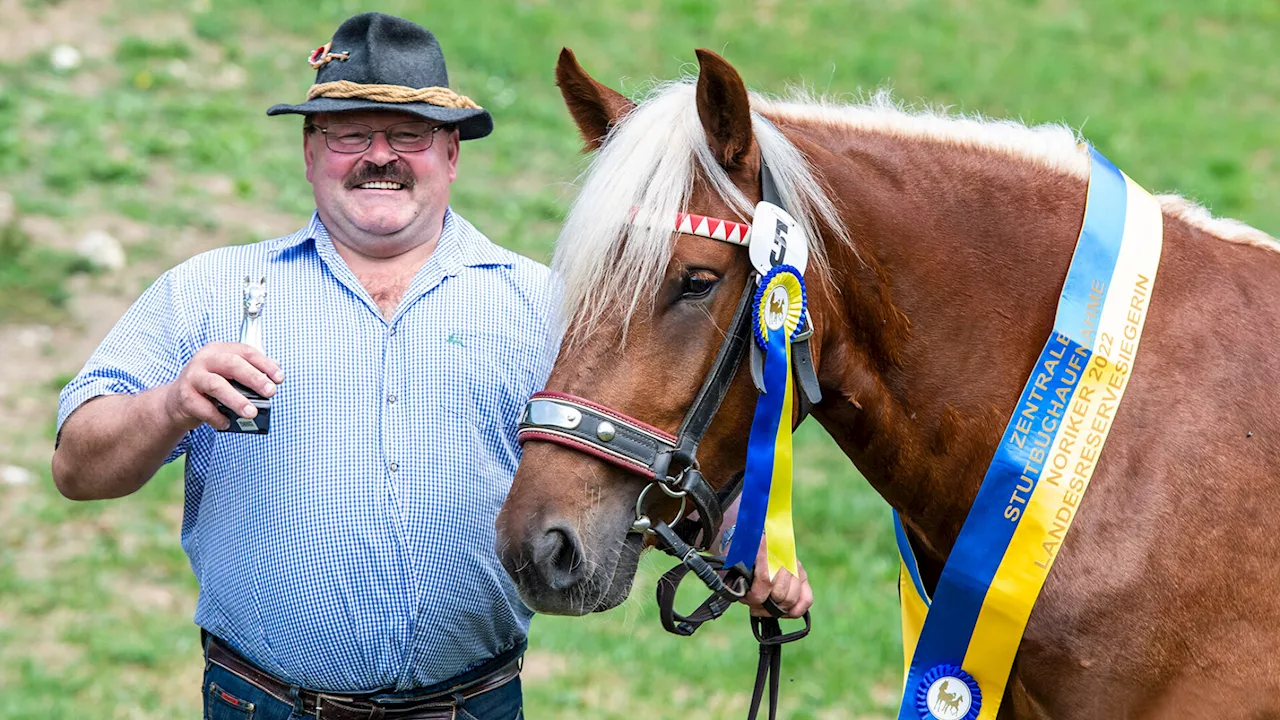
[
  {"left": 694, "top": 49, "right": 754, "bottom": 169},
  {"left": 555, "top": 48, "right": 636, "bottom": 151}
]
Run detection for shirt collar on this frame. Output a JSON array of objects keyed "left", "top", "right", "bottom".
[
  {"left": 438, "top": 208, "right": 514, "bottom": 270},
  {"left": 271, "top": 209, "right": 513, "bottom": 270},
  {"left": 270, "top": 212, "right": 324, "bottom": 256}
]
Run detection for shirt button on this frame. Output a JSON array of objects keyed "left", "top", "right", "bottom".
[
  {"left": 389, "top": 326, "right": 397, "bottom": 336},
  {"left": 387, "top": 394, "right": 398, "bottom": 404},
  {"left": 389, "top": 462, "right": 399, "bottom": 472}
]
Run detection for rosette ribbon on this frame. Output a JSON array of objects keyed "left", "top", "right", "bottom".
[{"left": 725, "top": 264, "right": 807, "bottom": 578}]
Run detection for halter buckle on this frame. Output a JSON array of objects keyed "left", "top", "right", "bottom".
[{"left": 792, "top": 310, "right": 814, "bottom": 342}]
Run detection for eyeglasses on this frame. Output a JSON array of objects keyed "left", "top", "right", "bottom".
[{"left": 308, "top": 121, "right": 450, "bottom": 154}]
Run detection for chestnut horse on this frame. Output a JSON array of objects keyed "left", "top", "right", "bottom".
[{"left": 496, "top": 48, "right": 1280, "bottom": 718}]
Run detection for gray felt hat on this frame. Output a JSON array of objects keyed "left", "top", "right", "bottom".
[{"left": 267, "top": 13, "right": 493, "bottom": 140}]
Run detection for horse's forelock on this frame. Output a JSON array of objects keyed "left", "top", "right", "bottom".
[{"left": 553, "top": 81, "right": 848, "bottom": 346}]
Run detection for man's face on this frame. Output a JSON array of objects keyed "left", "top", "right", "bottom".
[{"left": 304, "top": 109, "right": 460, "bottom": 255}]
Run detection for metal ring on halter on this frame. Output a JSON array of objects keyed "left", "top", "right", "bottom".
[
  {"left": 656, "top": 475, "right": 690, "bottom": 499},
  {"left": 631, "top": 482, "right": 689, "bottom": 534}
]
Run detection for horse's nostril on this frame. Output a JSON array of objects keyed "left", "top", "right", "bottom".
[{"left": 533, "top": 525, "right": 586, "bottom": 591}]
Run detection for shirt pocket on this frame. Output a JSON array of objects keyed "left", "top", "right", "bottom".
[{"left": 436, "top": 330, "right": 528, "bottom": 431}]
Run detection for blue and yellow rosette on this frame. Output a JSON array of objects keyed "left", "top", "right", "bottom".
[
  {"left": 916, "top": 665, "right": 980, "bottom": 720},
  {"left": 725, "top": 264, "right": 806, "bottom": 578}
]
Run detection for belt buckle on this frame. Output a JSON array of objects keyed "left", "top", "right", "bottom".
[{"left": 314, "top": 693, "right": 357, "bottom": 720}]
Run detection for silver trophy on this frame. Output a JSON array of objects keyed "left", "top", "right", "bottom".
[{"left": 216, "top": 276, "right": 272, "bottom": 434}]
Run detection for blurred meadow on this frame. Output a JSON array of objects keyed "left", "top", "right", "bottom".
[{"left": 0, "top": 0, "right": 1277, "bottom": 717}]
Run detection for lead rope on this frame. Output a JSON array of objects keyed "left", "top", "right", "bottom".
[
  {"left": 748, "top": 619, "right": 781, "bottom": 720},
  {"left": 652, "top": 514, "right": 811, "bottom": 720},
  {"left": 652, "top": 530, "right": 810, "bottom": 720}
]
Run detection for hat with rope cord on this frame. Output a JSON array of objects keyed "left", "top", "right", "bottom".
[{"left": 267, "top": 12, "right": 493, "bottom": 140}]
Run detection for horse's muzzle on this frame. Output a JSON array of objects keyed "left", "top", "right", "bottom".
[
  {"left": 523, "top": 521, "right": 588, "bottom": 592},
  {"left": 497, "top": 511, "right": 640, "bottom": 616}
]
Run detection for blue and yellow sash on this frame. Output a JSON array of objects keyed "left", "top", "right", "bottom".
[{"left": 897, "top": 147, "right": 1163, "bottom": 720}]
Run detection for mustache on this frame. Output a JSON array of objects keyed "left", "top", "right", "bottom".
[{"left": 345, "top": 161, "right": 416, "bottom": 189}]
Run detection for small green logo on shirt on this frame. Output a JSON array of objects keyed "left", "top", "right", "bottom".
[{"left": 446, "top": 333, "right": 466, "bottom": 348}]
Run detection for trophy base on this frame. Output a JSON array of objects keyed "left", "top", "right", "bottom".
[{"left": 215, "top": 381, "right": 271, "bottom": 434}]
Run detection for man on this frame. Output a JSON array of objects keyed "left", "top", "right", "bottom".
[
  {"left": 53, "top": 12, "right": 810, "bottom": 720},
  {"left": 56, "top": 13, "right": 546, "bottom": 718}
]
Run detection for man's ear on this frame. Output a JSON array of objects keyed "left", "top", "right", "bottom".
[
  {"left": 445, "top": 128, "right": 460, "bottom": 183},
  {"left": 303, "top": 124, "right": 317, "bottom": 184},
  {"left": 555, "top": 48, "right": 636, "bottom": 151}
]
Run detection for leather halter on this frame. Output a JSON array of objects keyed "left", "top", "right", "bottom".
[
  {"left": 519, "top": 272, "right": 758, "bottom": 548},
  {"left": 518, "top": 157, "right": 822, "bottom": 550},
  {"left": 517, "top": 157, "right": 819, "bottom": 720}
]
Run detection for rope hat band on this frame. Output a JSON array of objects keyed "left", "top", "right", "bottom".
[{"left": 306, "top": 80, "right": 482, "bottom": 110}]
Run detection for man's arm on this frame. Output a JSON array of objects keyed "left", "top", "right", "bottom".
[
  {"left": 53, "top": 390, "right": 189, "bottom": 500},
  {"left": 52, "top": 343, "right": 282, "bottom": 501}
]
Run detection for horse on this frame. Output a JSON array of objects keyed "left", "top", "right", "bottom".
[{"left": 495, "top": 47, "right": 1280, "bottom": 718}]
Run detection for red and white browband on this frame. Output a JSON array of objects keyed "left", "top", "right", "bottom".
[
  {"left": 628, "top": 205, "right": 753, "bottom": 247},
  {"left": 670, "top": 202, "right": 810, "bottom": 279},
  {"left": 644, "top": 198, "right": 809, "bottom": 280},
  {"left": 674, "top": 211, "right": 752, "bottom": 246}
]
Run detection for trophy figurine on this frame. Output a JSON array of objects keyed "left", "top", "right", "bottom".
[{"left": 216, "top": 276, "right": 272, "bottom": 434}]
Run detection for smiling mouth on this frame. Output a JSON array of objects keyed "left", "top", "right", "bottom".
[{"left": 356, "top": 181, "right": 404, "bottom": 190}]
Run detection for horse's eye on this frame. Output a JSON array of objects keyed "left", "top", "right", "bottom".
[{"left": 681, "top": 271, "right": 719, "bottom": 300}]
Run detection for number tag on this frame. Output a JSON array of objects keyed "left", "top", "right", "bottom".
[{"left": 749, "top": 201, "right": 808, "bottom": 276}]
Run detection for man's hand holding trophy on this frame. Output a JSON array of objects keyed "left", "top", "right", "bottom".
[{"left": 162, "top": 276, "right": 279, "bottom": 435}]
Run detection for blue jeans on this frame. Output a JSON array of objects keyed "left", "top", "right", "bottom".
[{"left": 202, "top": 654, "right": 524, "bottom": 720}]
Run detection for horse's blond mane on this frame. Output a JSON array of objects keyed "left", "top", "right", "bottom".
[
  {"left": 1156, "top": 194, "right": 1279, "bottom": 252},
  {"left": 553, "top": 84, "right": 1277, "bottom": 341},
  {"left": 758, "top": 89, "right": 1278, "bottom": 254},
  {"left": 756, "top": 89, "right": 1093, "bottom": 179}
]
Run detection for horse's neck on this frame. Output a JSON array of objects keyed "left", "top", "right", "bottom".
[{"left": 801, "top": 126, "right": 1089, "bottom": 561}]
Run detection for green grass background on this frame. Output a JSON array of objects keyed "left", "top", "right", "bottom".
[{"left": 1, "top": 0, "right": 1276, "bottom": 718}]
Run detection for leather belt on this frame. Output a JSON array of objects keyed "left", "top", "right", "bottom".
[{"left": 205, "top": 636, "right": 521, "bottom": 720}]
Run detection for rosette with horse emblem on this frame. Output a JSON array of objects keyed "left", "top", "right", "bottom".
[
  {"left": 753, "top": 264, "right": 807, "bottom": 349},
  {"left": 916, "top": 665, "right": 981, "bottom": 720}
]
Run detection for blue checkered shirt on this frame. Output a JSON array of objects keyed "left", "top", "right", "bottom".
[{"left": 57, "top": 210, "right": 559, "bottom": 692}]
